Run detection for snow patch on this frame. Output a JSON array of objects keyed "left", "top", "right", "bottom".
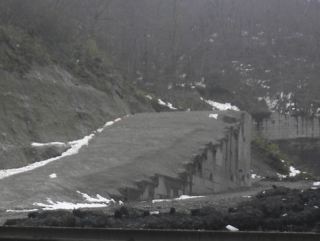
[
  {"left": 104, "top": 121, "right": 114, "bottom": 127},
  {"left": 263, "top": 96, "right": 278, "bottom": 110},
  {"left": 150, "top": 211, "right": 160, "bottom": 215},
  {"left": 33, "top": 198, "right": 108, "bottom": 210},
  {"left": 251, "top": 174, "right": 261, "bottom": 179},
  {"left": 226, "top": 224, "right": 239, "bottom": 231},
  {"left": 289, "top": 166, "right": 301, "bottom": 177},
  {"left": 158, "top": 99, "right": 178, "bottom": 110},
  {"left": 49, "top": 173, "right": 57, "bottom": 179},
  {"left": 276, "top": 166, "right": 301, "bottom": 179},
  {"left": 277, "top": 173, "right": 287, "bottom": 179},
  {"left": 76, "top": 191, "right": 115, "bottom": 204},
  {"left": 6, "top": 209, "right": 39, "bottom": 213},
  {"left": 32, "top": 192, "right": 118, "bottom": 211},
  {"left": 97, "top": 128, "right": 104, "bottom": 133},
  {"left": 32, "top": 142, "right": 65, "bottom": 147},
  {"left": 152, "top": 195, "right": 204, "bottom": 203},
  {"left": 202, "top": 98, "right": 239, "bottom": 111},
  {"left": 209, "top": 114, "right": 218, "bottom": 119},
  {"left": 194, "top": 78, "right": 206, "bottom": 88},
  {"left": 8, "top": 192, "right": 120, "bottom": 212}
]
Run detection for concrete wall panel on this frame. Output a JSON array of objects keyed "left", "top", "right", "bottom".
[
  {"left": 139, "top": 112, "right": 252, "bottom": 200},
  {"left": 253, "top": 112, "right": 320, "bottom": 140}
]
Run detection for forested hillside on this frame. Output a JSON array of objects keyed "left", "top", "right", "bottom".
[{"left": 1, "top": 0, "right": 320, "bottom": 114}]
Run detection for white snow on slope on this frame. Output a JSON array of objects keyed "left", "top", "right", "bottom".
[
  {"left": 226, "top": 224, "right": 239, "bottom": 231},
  {"left": 201, "top": 98, "right": 239, "bottom": 111},
  {"left": 251, "top": 173, "right": 261, "bottom": 179},
  {"left": 258, "top": 96, "right": 278, "bottom": 111},
  {"left": 6, "top": 209, "right": 39, "bottom": 213},
  {"left": 7, "top": 192, "right": 118, "bottom": 212},
  {"left": 209, "top": 114, "right": 218, "bottom": 119},
  {"left": 259, "top": 92, "right": 294, "bottom": 112},
  {"left": 0, "top": 134, "right": 94, "bottom": 180},
  {"left": 276, "top": 165, "right": 301, "bottom": 179},
  {"left": 33, "top": 198, "right": 108, "bottom": 210},
  {"left": 158, "top": 99, "right": 178, "bottom": 110},
  {"left": 145, "top": 95, "right": 153, "bottom": 100},
  {"left": 289, "top": 166, "right": 301, "bottom": 177},
  {"left": 313, "top": 182, "right": 320, "bottom": 186},
  {"left": 33, "top": 192, "right": 117, "bottom": 211},
  {"left": 277, "top": 173, "right": 287, "bottom": 179},
  {"left": 0, "top": 117, "right": 124, "bottom": 180},
  {"left": 194, "top": 78, "right": 206, "bottom": 88},
  {"left": 145, "top": 95, "right": 178, "bottom": 110},
  {"left": 32, "top": 142, "right": 66, "bottom": 147},
  {"left": 152, "top": 195, "right": 204, "bottom": 203},
  {"left": 49, "top": 173, "right": 57, "bottom": 178},
  {"left": 77, "top": 191, "right": 115, "bottom": 204}
]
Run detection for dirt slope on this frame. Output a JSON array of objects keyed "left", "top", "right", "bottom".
[{"left": 0, "top": 64, "right": 151, "bottom": 169}]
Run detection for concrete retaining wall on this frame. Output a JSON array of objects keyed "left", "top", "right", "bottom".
[
  {"left": 134, "top": 112, "right": 252, "bottom": 200},
  {"left": 252, "top": 112, "right": 320, "bottom": 140}
]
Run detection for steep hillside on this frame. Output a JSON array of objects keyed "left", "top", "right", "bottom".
[
  {"left": 0, "top": 64, "right": 147, "bottom": 169},
  {"left": 0, "top": 0, "right": 319, "bottom": 176},
  {"left": 0, "top": 23, "right": 156, "bottom": 169},
  {"left": 2, "top": 1, "right": 320, "bottom": 115}
]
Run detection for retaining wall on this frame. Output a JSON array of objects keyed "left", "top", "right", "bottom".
[
  {"left": 131, "top": 112, "right": 252, "bottom": 200},
  {"left": 252, "top": 112, "right": 320, "bottom": 140}
]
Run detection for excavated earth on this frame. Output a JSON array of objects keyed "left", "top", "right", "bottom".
[{"left": 0, "top": 65, "right": 133, "bottom": 169}]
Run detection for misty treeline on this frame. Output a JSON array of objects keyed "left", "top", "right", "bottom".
[{"left": 1, "top": 0, "right": 320, "bottom": 112}]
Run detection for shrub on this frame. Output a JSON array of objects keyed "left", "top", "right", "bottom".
[{"left": 252, "top": 135, "right": 290, "bottom": 175}]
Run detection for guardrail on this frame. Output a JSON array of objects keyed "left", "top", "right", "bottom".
[{"left": 0, "top": 227, "right": 319, "bottom": 241}]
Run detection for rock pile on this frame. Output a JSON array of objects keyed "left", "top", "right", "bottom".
[
  {"left": 227, "top": 186, "right": 320, "bottom": 232},
  {"left": 4, "top": 186, "right": 320, "bottom": 232}
]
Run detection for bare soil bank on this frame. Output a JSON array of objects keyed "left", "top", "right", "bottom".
[{"left": 0, "top": 65, "right": 154, "bottom": 169}]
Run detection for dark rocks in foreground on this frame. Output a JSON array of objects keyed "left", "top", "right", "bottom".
[
  {"left": 4, "top": 207, "right": 226, "bottom": 231},
  {"left": 5, "top": 186, "right": 320, "bottom": 232}
]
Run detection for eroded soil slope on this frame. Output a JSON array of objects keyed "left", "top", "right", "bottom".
[{"left": 0, "top": 65, "right": 141, "bottom": 169}]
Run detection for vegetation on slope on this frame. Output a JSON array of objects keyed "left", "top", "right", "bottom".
[
  {"left": 0, "top": 1, "right": 158, "bottom": 114},
  {"left": 252, "top": 135, "right": 291, "bottom": 175},
  {"left": 0, "top": 23, "right": 114, "bottom": 92},
  {"left": 1, "top": 0, "right": 320, "bottom": 114}
]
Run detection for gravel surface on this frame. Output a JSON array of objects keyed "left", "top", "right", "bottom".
[
  {"left": 1, "top": 179, "right": 314, "bottom": 226},
  {"left": 126, "top": 179, "right": 315, "bottom": 215}
]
